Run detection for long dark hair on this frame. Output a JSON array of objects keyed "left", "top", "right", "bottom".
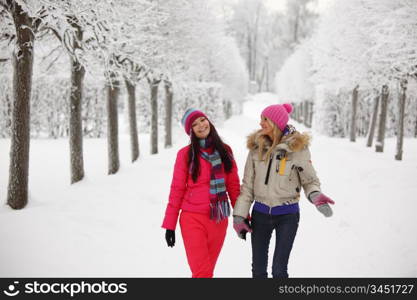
[{"left": 187, "top": 121, "right": 233, "bottom": 182}]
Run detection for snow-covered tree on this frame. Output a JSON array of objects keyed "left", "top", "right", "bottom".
[
  {"left": 227, "top": 0, "right": 317, "bottom": 92},
  {"left": 0, "top": 0, "right": 250, "bottom": 209},
  {"left": 0, "top": 0, "right": 117, "bottom": 208},
  {"left": 309, "top": 0, "right": 417, "bottom": 154},
  {"left": 274, "top": 41, "right": 314, "bottom": 127}
]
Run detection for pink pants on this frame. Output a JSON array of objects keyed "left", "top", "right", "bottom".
[{"left": 179, "top": 211, "right": 228, "bottom": 278}]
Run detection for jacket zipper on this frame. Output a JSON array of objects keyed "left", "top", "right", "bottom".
[{"left": 264, "top": 155, "right": 273, "bottom": 185}]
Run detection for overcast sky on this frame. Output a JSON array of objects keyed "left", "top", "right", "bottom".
[
  {"left": 210, "top": 0, "right": 333, "bottom": 15},
  {"left": 265, "top": 0, "right": 332, "bottom": 13}
]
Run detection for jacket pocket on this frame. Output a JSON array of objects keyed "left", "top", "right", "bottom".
[
  {"left": 253, "top": 158, "right": 267, "bottom": 199},
  {"left": 277, "top": 162, "right": 300, "bottom": 195}
]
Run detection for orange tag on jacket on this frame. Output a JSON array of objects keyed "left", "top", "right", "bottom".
[{"left": 278, "top": 157, "right": 287, "bottom": 175}]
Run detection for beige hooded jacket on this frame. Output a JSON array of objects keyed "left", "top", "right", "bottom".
[{"left": 233, "top": 129, "right": 321, "bottom": 218}]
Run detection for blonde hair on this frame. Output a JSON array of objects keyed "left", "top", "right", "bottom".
[{"left": 258, "top": 118, "right": 283, "bottom": 161}]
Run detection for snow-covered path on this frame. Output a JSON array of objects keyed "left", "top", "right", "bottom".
[{"left": 1, "top": 93, "right": 416, "bottom": 277}]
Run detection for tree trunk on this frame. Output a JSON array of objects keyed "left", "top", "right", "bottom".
[
  {"left": 291, "top": 102, "right": 295, "bottom": 121},
  {"left": 106, "top": 79, "right": 120, "bottom": 174},
  {"left": 293, "top": 103, "right": 298, "bottom": 122},
  {"left": 83, "top": 93, "right": 90, "bottom": 136},
  {"left": 295, "top": 103, "right": 298, "bottom": 123},
  {"left": 350, "top": 85, "right": 359, "bottom": 142},
  {"left": 224, "top": 100, "right": 232, "bottom": 120},
  {"left": 164, "top": 81, "right": 173, "bottom": 148},
  {"left": 125, "top": 79, "right": 139, "bottom": 162},
  {"left": 415, "top": 106, "right": 417, "bottom": 138},
  {"left": 253, "top": 7, "right": 259, "bottom": 86},
  {"left": 247, "top": 28, "right": 253, "bottom": 81},
  {"left": 296, "top": 103, "right": 301, "bottom": 123},
  {"left": 69, "top": 57, "right": 85, "bottom": 183},
  {"left": 301, "top": 102, "right": 305, "bottom": 124},
  {"left": 376, "top": 85, "right": 389, "bottom": 153},
  {"left": 4, "top": 93, "right": 12, "bottom": 137},
  {"left": 366, "top": 92, "right": 380, "bottom": 147},
  {"left": 293, "top": 7, "right": 300, "bottom": 44},
  {"left": 7, "top": 3, "right": 34, "bottom": 209},
  {"left": 308, "top": 101, "right": 314, "bottom": 128},
  {"left": 395, "top": 79, "right": 407, "bottom": 161},
  {"left": 304, "top": 101, "right": 310, "bottom": 128},
  {"left": 150, "top": 80, "right": 160, "bottom": 154},
  {"left": 297, "top": 102, "right": 303, "bottom": 123}
]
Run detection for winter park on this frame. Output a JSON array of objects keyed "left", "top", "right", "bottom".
[{"left": 0, "top": 0, "right": 417, "bottom": 281}]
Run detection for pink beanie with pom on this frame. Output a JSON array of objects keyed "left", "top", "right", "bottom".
[{"left": 261, "top": 103, "right": 293, "bottom": 131}]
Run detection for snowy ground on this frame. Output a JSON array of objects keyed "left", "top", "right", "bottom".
[{"left": 1, "top": 93, "right": 416, "bottom": 278}]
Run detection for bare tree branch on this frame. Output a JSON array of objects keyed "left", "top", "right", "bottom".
[
  {"left": 0, "top": 0, "right": 12, "bottom": 11},
  {"left": 32, "top": 6, "right": 48, "bottom": 32},
  {"left": 40, "top": 45, "right": 62, "bottom": 64},
  {"left": 46, "top": 27, "right": 63, "bottom": 42},
  {"left": 44, "top": 49, "right": 64, "bottom": 72}
]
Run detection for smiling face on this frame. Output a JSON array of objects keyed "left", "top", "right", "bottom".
[
  {"left": 259, "top": 115, "right": 274, "bottom": 138},
  {"left": 192, "top": 116, "right": 210, "bottom": 139}
]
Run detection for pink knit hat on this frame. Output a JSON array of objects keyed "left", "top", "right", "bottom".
[
  {"left": 261, "top": 103, "right": 293, "bottom": 131},
  {"left": 181, "top": 108, "right": 208, "bottom": 135}
]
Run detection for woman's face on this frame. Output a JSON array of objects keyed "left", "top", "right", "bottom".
[
  {"left": 259, "top": 115, "right": 273, "bottom": 137},
  {"left": 192, "top": 116, "right": 210, "bottom": 139}
]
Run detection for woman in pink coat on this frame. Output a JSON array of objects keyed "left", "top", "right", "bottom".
[{"left": 162, "top": 108, "right": 240, "bottom": 278}]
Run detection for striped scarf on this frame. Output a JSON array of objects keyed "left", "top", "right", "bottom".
[{"left": 199, "top": 138, "right": 230, "bottom": 222}]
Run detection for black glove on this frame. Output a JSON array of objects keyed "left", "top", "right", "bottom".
[{"left": 165, "top": 229, "right": 175, "bottom": 247}]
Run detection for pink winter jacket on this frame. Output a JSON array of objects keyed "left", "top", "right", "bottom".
[{"left": 162, "top": 145, "right": 241, "bottom": 230}]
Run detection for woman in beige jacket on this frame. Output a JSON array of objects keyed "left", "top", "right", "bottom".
[{"left": 233, "top": 103, "right": 335, "bottom": 278}]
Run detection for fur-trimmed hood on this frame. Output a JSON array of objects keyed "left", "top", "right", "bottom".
[{"left": 246, "top": 129, "right": 310, "bottom": 153}]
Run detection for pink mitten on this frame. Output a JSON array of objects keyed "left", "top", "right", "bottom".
[
  {"left": 310, "top": 192, "right": 335, "bottom": 217},
  {"left": 233, "top": 216, "right": 252, "bottom": 239}
]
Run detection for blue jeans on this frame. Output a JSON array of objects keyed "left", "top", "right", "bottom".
[{"left": 250, "top": 209, "right": 300, "bottom": 278}]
